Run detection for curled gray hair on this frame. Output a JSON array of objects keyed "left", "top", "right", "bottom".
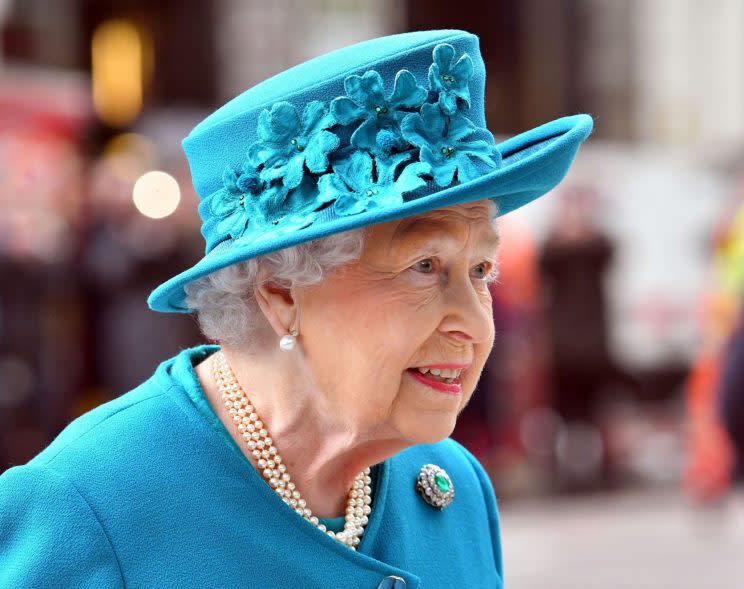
[{"left": 184, "top": 200, "right": 500, "bottom": 350}]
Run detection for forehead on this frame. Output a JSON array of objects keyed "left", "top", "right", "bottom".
[
  {"left": 390, "top": 204, "right": 499, "bottom": 248},
  {"left": 367, "top": 202, "right": 500, "bottom": 255}
]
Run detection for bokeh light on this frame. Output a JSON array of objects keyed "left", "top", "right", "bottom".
[{"left": 132, "top": 170, "right": 181, "bottom": 219}]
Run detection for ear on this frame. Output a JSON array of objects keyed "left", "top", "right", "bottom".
[{"left": 253, "top": 273, "right": 299, "bottom": 339}]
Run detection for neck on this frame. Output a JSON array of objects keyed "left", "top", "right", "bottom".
[{"left": 198, "top": 345, "right": 407, "bottom": 519}]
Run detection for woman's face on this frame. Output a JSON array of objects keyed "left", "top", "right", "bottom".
[{"left": 297, "top": 199, "right": 500, "bottom": 445}]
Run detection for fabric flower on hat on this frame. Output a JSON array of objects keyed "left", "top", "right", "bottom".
[
  {"left": 317, "top": 151, "right": 431, "bottom": 217},
  {"left": 401, "top": 103, "right": 500, "bottom": 187},
  {"left": 234, "top": 175, "right": 331, "bottom": 245},
  {"left": 330, "top": 69, "right": 427, "bottom": 154},
  {"left": 247, "top": 100, "right": 340, "bottom": 189},
  {"left": 428, "top": 43, "right": 474, "bottom": 115},
  {"left": 207, "top": 165, "right": 272, "bottom": 240},
  {"left": 208, "top": 162, "right": 327, "bottom": 244}
]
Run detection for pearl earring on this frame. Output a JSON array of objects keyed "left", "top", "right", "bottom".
[{"left": 279, "top": 328, "right": 298, "bottom": 352}]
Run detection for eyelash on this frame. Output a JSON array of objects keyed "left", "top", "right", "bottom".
[{"left": 413, "top": 258, "right": 497, "bottom": 282}]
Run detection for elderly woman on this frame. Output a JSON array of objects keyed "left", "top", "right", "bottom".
[{"left": 0, "top": 30, "right": 592, "bottom": 588}]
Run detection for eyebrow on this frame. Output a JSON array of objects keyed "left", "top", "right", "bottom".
[{"left": 392, "top": 217, "right": 501, "bottom": 251}]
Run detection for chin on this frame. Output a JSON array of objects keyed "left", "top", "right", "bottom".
[{"left": 404, "top": 417, "right": 457, "bottom": 446}]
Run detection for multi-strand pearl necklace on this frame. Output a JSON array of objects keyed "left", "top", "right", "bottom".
[{"left": 211, "top": 350, "right": 373, "bottom": 550}]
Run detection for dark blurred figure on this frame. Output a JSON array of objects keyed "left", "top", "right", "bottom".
[
  {"left": 717, "top": 199, "right": 744, "bottom": 484},
  {"left": 539, "top": 186, "right": 614, "bottom": 420},
  {"left": 0, "top": 256, "right": 46, "bottom": 467},
  {"left": 538, "top": 185, "right": 617, "bottom": 490},
  {"left": 719, "top": 308, "right": 744, "bottom": 481}
]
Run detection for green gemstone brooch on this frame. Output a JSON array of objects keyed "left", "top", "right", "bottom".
[{"left": 415, "top": 464, "right": 455, "bottom": 509}]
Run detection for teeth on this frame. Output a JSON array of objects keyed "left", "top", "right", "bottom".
[{"left": 415, "top": 367, "right": 462, "bottom": 381}]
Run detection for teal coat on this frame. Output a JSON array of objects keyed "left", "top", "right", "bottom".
[{"left": 0, "top": 345, "right": 504, "bottom": 588}]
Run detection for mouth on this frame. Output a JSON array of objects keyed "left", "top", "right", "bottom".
[{"left": 405, "top": 367, "right": 463, "bottom": 395}]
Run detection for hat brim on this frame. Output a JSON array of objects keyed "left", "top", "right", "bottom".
[{"left": 148, "top": 113, "right": 593, "bottom": 313}]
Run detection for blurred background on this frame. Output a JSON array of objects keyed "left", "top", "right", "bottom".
[{"left": 1, "top": 0, "right": 743, "bottom": 587}]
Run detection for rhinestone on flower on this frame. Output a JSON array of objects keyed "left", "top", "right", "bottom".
[{"left": 415, "top": 463, "right": 455, "bottom": 509}]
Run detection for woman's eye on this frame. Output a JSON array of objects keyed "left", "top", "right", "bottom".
[
  {"left": 473, "top": 263, "right": 491, "bottom": 279},
  {"left": 476, "top": 262, "right": 496, "bottom": 282},
  {"left": 414, "top": 259, "right": 435, "bottom": 273}
]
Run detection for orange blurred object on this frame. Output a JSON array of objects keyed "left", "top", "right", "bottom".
[
  {"left": 683, "top": 347, "right": 736, "bottom": 503},
  {"left": 683, "top": 197, "right": 744, "bottom": 503}
]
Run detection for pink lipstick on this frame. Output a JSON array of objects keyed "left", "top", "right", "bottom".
[{"left": 406, "top": 368, "right": 462, "bottom": 395}]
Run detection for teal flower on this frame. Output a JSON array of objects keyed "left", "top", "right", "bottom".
[
  {"left": 317, "top": 151, "right": 431, "bottom": 217},
  {"left": 207, "top": 165, "right": 268, "bottom": 240},
  {"left": 401, "top": 103, "right": 500, "bottom": 187},
  {"left": 247, "top": 100, "right": 340, "bottom": 189},
  {"left": 233, "top": 175, "right": 336, "bottom": 245},
  {"left": 428, "top": 43, "right": 474, "bottom": 115},
  {"left": 207, "top": 161, "right": 327, "bottom": 243},
  {"left": 330, "top": 69, "right": 427, "bottom": 154}
]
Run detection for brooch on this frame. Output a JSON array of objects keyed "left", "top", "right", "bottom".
[{"left": 415, "top": 464, "right": 455, "bottom": 509}]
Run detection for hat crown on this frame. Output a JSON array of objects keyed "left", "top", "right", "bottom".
[
  {"left": 187, "top": 29, "right": 485, "bottom": 151},
  {"left": 182, "top": 30, "right": 493, "bottom": 254}
]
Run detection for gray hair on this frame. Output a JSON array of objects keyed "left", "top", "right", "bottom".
[{"left": 184, "top": 200, "right": 500, "bottom": 351}]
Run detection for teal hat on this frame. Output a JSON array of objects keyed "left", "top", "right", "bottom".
[{"left": 148, "top": 29, "right": 593, "bottom": 313}]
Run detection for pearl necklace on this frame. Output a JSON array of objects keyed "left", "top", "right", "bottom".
[{"left": 211, "top": 350, "right": 372, "bottom": 550}]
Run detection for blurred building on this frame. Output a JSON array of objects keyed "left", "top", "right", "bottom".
[{"left": 1, "top": 0, "right": 743, "bottom": 495}]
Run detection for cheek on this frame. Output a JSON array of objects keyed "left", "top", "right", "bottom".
[
  {"left": 303, "top": 278, "right": 431, "bottom": 376},
  {"left": 323, "top": 273, "right": 434, "bottom": 334}
]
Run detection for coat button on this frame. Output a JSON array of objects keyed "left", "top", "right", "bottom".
[{"left": 377, "top": 575, "right": 407, "bottom": 589}]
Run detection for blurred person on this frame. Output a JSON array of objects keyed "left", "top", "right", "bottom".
[
  {"left": 538, "top": 185, "right": 617, "bottom": 489},
  {"left": 719, "top": 309, "right": 744, "bottom": 479},
  {"left": 0, "top": 211, "right": 79, "bottom": 466},
  {"left": 0, "top": 251, "right": 45, "bottom": 468},
  {"left": 684, "top": 195, "right": 744, "bottom": 503},
  {"left": 716, "top": 199, "right": 744, "bottom": 484},
  {"left": 0, "top": 31, "right": 592, "bottom": 587}
]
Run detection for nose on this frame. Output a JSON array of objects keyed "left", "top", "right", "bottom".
[{"left": 438, "top": 268, "right": 493, "bottom": 344}]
